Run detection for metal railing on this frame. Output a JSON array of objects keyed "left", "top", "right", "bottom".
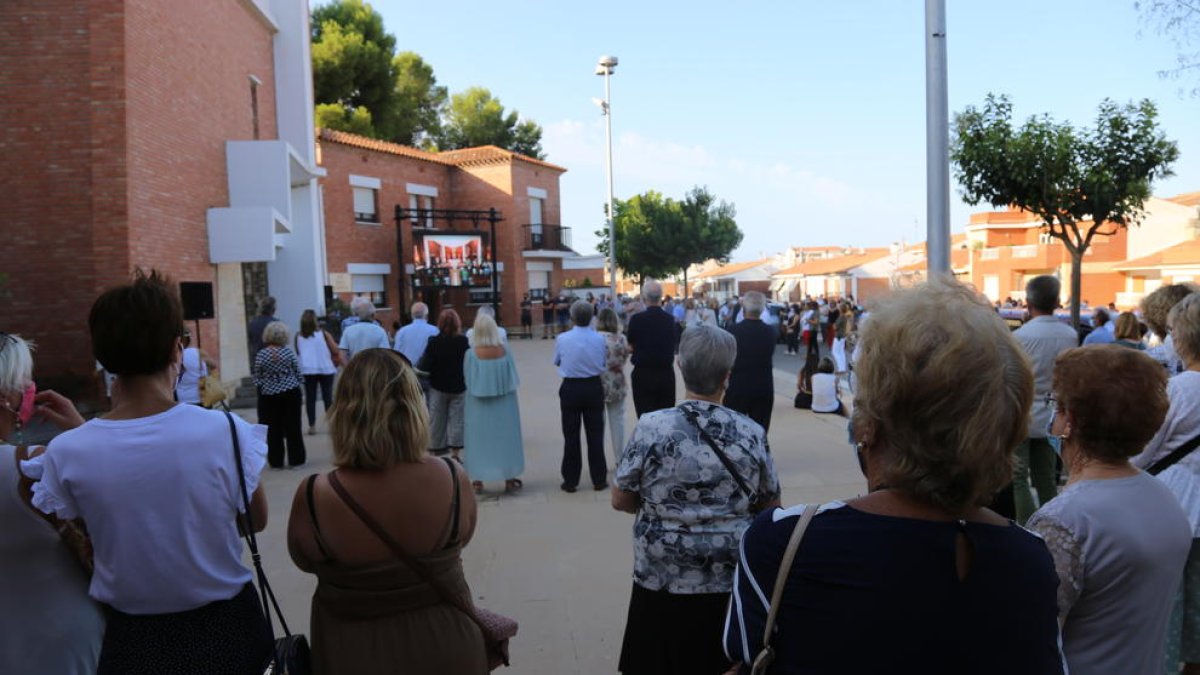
[{"left": 523, "top": 224, "right": 572, "bottom": 251}]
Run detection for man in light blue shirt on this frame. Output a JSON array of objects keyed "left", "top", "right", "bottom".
[
  {"left": 339, "top": 299, "right": 390, "bottom": 360},
  {"left": 554, "top": 300, "right": 608, "bottom": 492},
  {"left": 1082, "top": 308, "right": 1115, "bottom": 345},
  {"left": 394, "top": 302, "right": 440, "bottom": 364}
]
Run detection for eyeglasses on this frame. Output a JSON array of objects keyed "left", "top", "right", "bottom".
[{"left": 1044, "top": 393, "right": 1058, "bottom": 409}]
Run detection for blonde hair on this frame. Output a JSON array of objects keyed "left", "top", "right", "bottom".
[
  {"left": 262, "top": 321, "right": 290, "bottom": 347},
  {"left": 1114, "top": 312, "right": 1142, "bottom": 341},
  {"left": 329, "top": 349, "right": 430, "bottom": 468},
  {"left": 1141, "top": 283, "right": 1196, "bottom": 339},
  {"left": 853, "top": 276, "right": 1033, "bottom": 513},
  {"left": 1169, "top": 294, "right": 1200, "bottom": 365},
  {"left": 471, "top": 313, "right": 503, "bottom": 348}
]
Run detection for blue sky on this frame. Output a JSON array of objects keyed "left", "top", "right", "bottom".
[{"left": 363, "top": 0, "right": 1200, "bottom": 259}]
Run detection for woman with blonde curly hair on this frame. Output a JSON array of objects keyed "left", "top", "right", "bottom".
[
  {"left": 287, "top": 348, "right": 487, "bottom": 674},
  {"left": 724, "top": 277, "right": 1064, "bottom": 674}
]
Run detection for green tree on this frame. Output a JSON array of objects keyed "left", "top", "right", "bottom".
[
  {"left": 311, "top": 0, "right": 398, "bottom": 139},
  {"left": 595, "top": 191, "right": 684, "bottom": 283},
  {"left": 676, "top": 186, "right": 743, "bottom": 293},
  {"left": 392, "top": 51, "right": 447, "bottom": 147},
  {"left": 952, "top": 94, "right": 1179, "bottom": 328},
  {"left": 436, "top": 87, "right": 545, "bottom": 159},
  {"left": 315, "top": 102, "right": 375, "bottom": 136},
  {"left": 1137, "top": 0, "right": 1200, "bottom": 96}
]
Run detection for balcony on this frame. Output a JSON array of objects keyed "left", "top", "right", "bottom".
[{"left": 523, "top": 224, "right": 573, "bottom": 253}]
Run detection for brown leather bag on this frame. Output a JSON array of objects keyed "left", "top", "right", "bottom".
[{"left": 327, "top": 470, "right": 517, "bottom": 669}]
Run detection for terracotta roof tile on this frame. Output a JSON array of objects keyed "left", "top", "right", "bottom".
[
  {"left": 693, "top": 258, "right": 773, "bottom": 280},
  {"left": 1168, "top": 191, "right": 1200, "bottom": 207},
  {"left": 1117, "top": 238, "right": 1200, "bottom": 271},
  {"left": 773, "top": 249, "right": 890, "bottom": 277},
  {"left": 316, "top": 129, "right": 567, "bottom": 172}
]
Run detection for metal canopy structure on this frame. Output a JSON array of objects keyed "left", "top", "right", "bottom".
[{"left": 394, "top": 206, "right": 503, "bottom": 319}]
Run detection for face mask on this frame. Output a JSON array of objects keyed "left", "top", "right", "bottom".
[{"left": 1046, "top": 407, "right": 1063, "bottom": 457}]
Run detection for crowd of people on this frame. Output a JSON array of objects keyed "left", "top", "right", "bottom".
[{"left": 6, "top": 267, "right": 1200, "bottom": 674}]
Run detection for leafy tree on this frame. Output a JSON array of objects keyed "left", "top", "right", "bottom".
[
  {"left": 311, "top": 0, "right": 399, "bottom": 139},
  {"left": 436, "top": 87, "right": 545, "bottom": 159},
  {"left": 1137, "top": 0, "right": 1200, "bottom": 96},
  {"left": 677, "top": 187, "right": 743, "bottom": 293},
  {"left": 596, "top": 191, "right": 685, "bottom": 283},
  {"left": 315, "top": 102, "right": 375, "bottom": 136},
  {"left": 951, "top": 94, "right": 1179, "bottom": 328},
  {"left": 392, "top": 52, "right": 447, "bottom": 147}
]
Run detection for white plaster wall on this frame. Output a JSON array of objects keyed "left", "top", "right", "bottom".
[
  {"left": 1126, "top": 198, "right": 1199, "bottom": 260},
  {"left": 269, "top": 180, "right": 327, "bottom": 333},
  {"left": 217, "top": 263, "right": 251, "bottom": 381}
]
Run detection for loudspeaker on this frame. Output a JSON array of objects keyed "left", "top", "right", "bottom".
[{"left": 180, "top": 282, "right": 215, "bottom": 320}]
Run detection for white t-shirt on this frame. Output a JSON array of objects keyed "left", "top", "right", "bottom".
[
  {"left": 23, "top": 405, "right": 268, "bottom": 614},
  {"left": 339, "top": 321, "right": 390, "bottom": 359},
  {"left": 175, "top": 347, "right": 207, "bottom": 404},
  {"left": 811, "top": 373, "right": 840, "bottom": 413},
  {"left": 1132, "top": 370, "right": 1200, "bottom": 535},
  {"left": 295, "top": 331, "right": 337, "bottom": 376}
]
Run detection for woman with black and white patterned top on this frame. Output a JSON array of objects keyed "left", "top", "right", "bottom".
[{"left": 254, "top": 320, "right": 306, "bottom": 468}]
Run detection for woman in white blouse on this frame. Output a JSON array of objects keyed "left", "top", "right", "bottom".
[{"left": 25, "top": 271, "right": 274, "bottom": 673}]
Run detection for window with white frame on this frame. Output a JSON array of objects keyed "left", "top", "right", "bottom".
[
  {"left": 351, "top": 274, "right": 387, "bottom": 310},
  {"left": 407, "top": 183, "right": 438, "bottom": 228},
  {"left": 350, "top": 175, "right": 381, "bottom": 223}
]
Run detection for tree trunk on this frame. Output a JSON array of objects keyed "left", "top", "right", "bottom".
[
  {"left": 683, "top": 268, "right": 689, "bottom": 299},
  {"left": 1069, "top": 249, "right": 1083, "bottom": 332}
]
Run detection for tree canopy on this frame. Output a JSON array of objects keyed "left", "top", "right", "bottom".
[
  {"left": 951, "top": 93, "right": 1178, "bottom": 327},
  {"left": 311, "top": 0, "right": 543, "bottom": 156},
  {"left": 596, "top": 187, "right": 743, "bottom": 288},
  {"left": 1138, "top": 0, "right": 1200, "bottom": 96}
]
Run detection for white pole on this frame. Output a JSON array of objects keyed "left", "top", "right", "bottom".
[
  {"left": 925, "top": 0, "right": 950, "bottom": 275},
  {"left": 603, "top": 69, "right": 617, "bottom": 301}
]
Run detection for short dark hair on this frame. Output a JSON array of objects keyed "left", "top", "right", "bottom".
[
  {"left": 1054, "top": 345, "right": 1167, "bottom": 462},
  {"left": 89, "top": 269, "right": 184, "bottom": 376},
  {"left": 1025, "top": 275, "right": 1061, "bottom": 313},
  {"left": 817, "top": 356, "right": 835, "bottom": 374}
]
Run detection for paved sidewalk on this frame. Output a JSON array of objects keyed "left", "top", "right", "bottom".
[{"left": 249, "top": 338, "right": 864, "bottom": 674}]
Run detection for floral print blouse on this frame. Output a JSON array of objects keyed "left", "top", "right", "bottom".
[
  {"left": 601, "top": 331, "right": 629, "bottom": 403},
  {"left": 615, "top": 400, "right": 780, "bottom": 594}
]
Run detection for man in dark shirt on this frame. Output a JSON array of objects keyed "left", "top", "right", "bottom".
[
  {"left": 247, "top": 295, "right": 277, "bottom": 364},
  {"left": 724, "top": 291, "right": 777, "bottom": 434},
  {"left": 626, "top": 279, "right": 678, "bottom": 417}
]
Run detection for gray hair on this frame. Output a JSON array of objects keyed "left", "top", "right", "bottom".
[
  {"left": 262, "top": 320, "right": 290, "bottom": 347},
  {"left": 678, "top": 325, "right": 736, "bottom": 396},
  {"left": 0, "top": 334, "right": 34, "bottom": 397},
  {"left": 742, "top": 291, "right": 766, "bottom": 318},
  {"left": 471, "top": 313, "right": 503, "bottom": 348},
  {"left": 1170, "top": 294, "right": 1200, "bottom": 365},
  {"left": 1025, "top": 275, "right": 1061, "bottom": 314},
  {"left": 410, "top": 302, "right": 429, "bottom": 319},
  {"left": 258, "top": 296, "right": 277, "bottom": 316},
  {"left": 642, "top": 279, "right": 663, "bottom": 305},
  {"left": 570, "top": 300, "right": 594, "bottom": 327},
  {"left": 352, "top": 296, "right": 376, "bottom": 319},
  {"left": 477, "top": 305, "right": 495, "bottom": 318}
]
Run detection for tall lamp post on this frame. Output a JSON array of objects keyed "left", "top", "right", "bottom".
[
  {"left": 925, "top": 0, "right": 950, "bottom": 275},
  {"left": 595, "top": 55, "right": 618, "bottom": 301}
]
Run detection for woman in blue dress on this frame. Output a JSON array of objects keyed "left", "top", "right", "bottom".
[{"left": 463, "top": 313, "right": 525, "bottom": 493}]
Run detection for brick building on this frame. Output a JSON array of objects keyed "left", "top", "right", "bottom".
[
  {"left": 317, "top": 129, "right": 573, "bottom": 329},
  {"left": 2, "top": 0, "right": 325, "bottom": 393}
]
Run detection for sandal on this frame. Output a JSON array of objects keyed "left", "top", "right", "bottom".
[
  {"left": 472, "top": 481, "right": 483, "bottom": 494},
  {"left": 505, "top": 478, "right": 524, "bottom": 493}
]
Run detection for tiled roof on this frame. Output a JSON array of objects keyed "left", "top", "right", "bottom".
[
  {"left": 438, "top": 146, "right": 567, "bottom": 173},
  {"left": 693, "top": 258, "right": 773, "bottom": 280},
  {"left": 317, "top": 128, "right": 452, "bottom": 165},
  {"left": 1116, "top": 238, "right": 1200, "bottom": 271},
  {"left": 317, "top": 129, "right": 567, "bottom": 172},
  {"left": 897, "top": 248, "right": 971, "bottom": 273},
  {"left": 1168, "top": 191, "right": 1200, "bottom": 207},
  {"left": 773, "top": 249, "right": 890, "bottom": 277}
]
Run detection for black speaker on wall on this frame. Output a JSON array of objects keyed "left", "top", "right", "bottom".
[{"left": 180, "top": 282, "right": 215, "bottom": 320}]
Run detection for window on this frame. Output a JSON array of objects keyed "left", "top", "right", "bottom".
[
  {"left": 352, "top": 187, "right": 378, "bottom": 223},
  {"left": 406, "top": 183, "right": 439, "bottom": 228},
  {"left": 529, "top": 197, "right": 544, "bottom": 247},
  {"left": 351, "top": 275, "right": 387, "bottom": 310},
  {"left": 349, "top": 175, "right": 382, "bottom": 224}
]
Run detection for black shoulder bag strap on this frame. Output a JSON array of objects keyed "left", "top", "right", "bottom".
[
  {"left": 225, "top": 411, "right": 291, "bottom": 640},
  {"left": 679, "top": 405, "right": 758, "bottom": 507},
  {"left": 1147, "top": 433, "right": 1200, "bottom": 476}
]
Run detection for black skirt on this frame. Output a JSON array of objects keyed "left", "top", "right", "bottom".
[
  {"left": 98, "top": 582, "right": 274, "bottom": 675},
  {"left": 618, "top": 582, "right": 734, "bottom": 675}
]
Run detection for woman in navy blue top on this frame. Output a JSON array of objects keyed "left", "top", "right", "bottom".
[{"left": 724, "top": 278, "right": 1064, "bottom": 674}]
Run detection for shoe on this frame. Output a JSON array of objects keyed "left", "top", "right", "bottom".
[
  {"left": 307, "top": 426, "right": 316, "bottom": 435},
  {"left": 560, "top": 483, "right": 578, "bottom": 493},
  {"left": 593, "top": 482, "right": 609, "bottom": 491}
]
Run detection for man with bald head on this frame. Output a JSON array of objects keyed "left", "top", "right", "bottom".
[{"left": 626, "top": 279, "right": 678, "bottom": 417}]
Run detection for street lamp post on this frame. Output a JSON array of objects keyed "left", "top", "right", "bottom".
[{"left": 596, "top": 55, "right": 618, "bottom": 301}]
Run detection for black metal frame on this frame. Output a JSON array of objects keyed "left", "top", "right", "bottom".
[{"left": 394, "top": 206, "right": 503, "bottom": 319}]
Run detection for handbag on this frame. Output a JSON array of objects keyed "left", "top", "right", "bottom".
[
  {"left": 224, "top": 412, "right": 312, "bottom": 675},
  {"left": 326, "top": 468, "right": 518, "bottom": 670},
  {"left": 200, "top": 370, "right": 228, "bottom": 408},
  {"left": 749, "top": 503, "right": 818, "bottom": 675},
  {"left": 1147, "top": 432, "right": 1200, "bottom": 476},
  {"left": 680, "top": 405, "right": 768, "bottom": 512}
]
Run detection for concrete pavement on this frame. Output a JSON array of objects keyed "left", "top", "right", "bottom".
[{"left": 248, "top": 337, "right": 865, "bottom": 674}]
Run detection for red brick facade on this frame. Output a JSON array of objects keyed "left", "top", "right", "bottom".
[
  {"left": 318, "top": 131, "right": 570, "bottom": 329},
  {"left": 2, "top": 0, "right": 277, "bottom": 393}
]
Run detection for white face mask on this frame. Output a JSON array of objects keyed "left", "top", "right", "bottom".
[{"left": 1046, "top": 407, "right": 1064, "bottom": 456}]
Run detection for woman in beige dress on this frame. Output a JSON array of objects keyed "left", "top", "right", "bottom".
[{"left": 287, "top": 348, "right": 487, "bottom": 674}]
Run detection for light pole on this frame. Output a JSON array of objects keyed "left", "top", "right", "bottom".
[
  {"left": 595, "top": 55, "right": 618, "bottom": 301},
  {"left": 925, "top": 0, "right": 950, "bottom": 275}
]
